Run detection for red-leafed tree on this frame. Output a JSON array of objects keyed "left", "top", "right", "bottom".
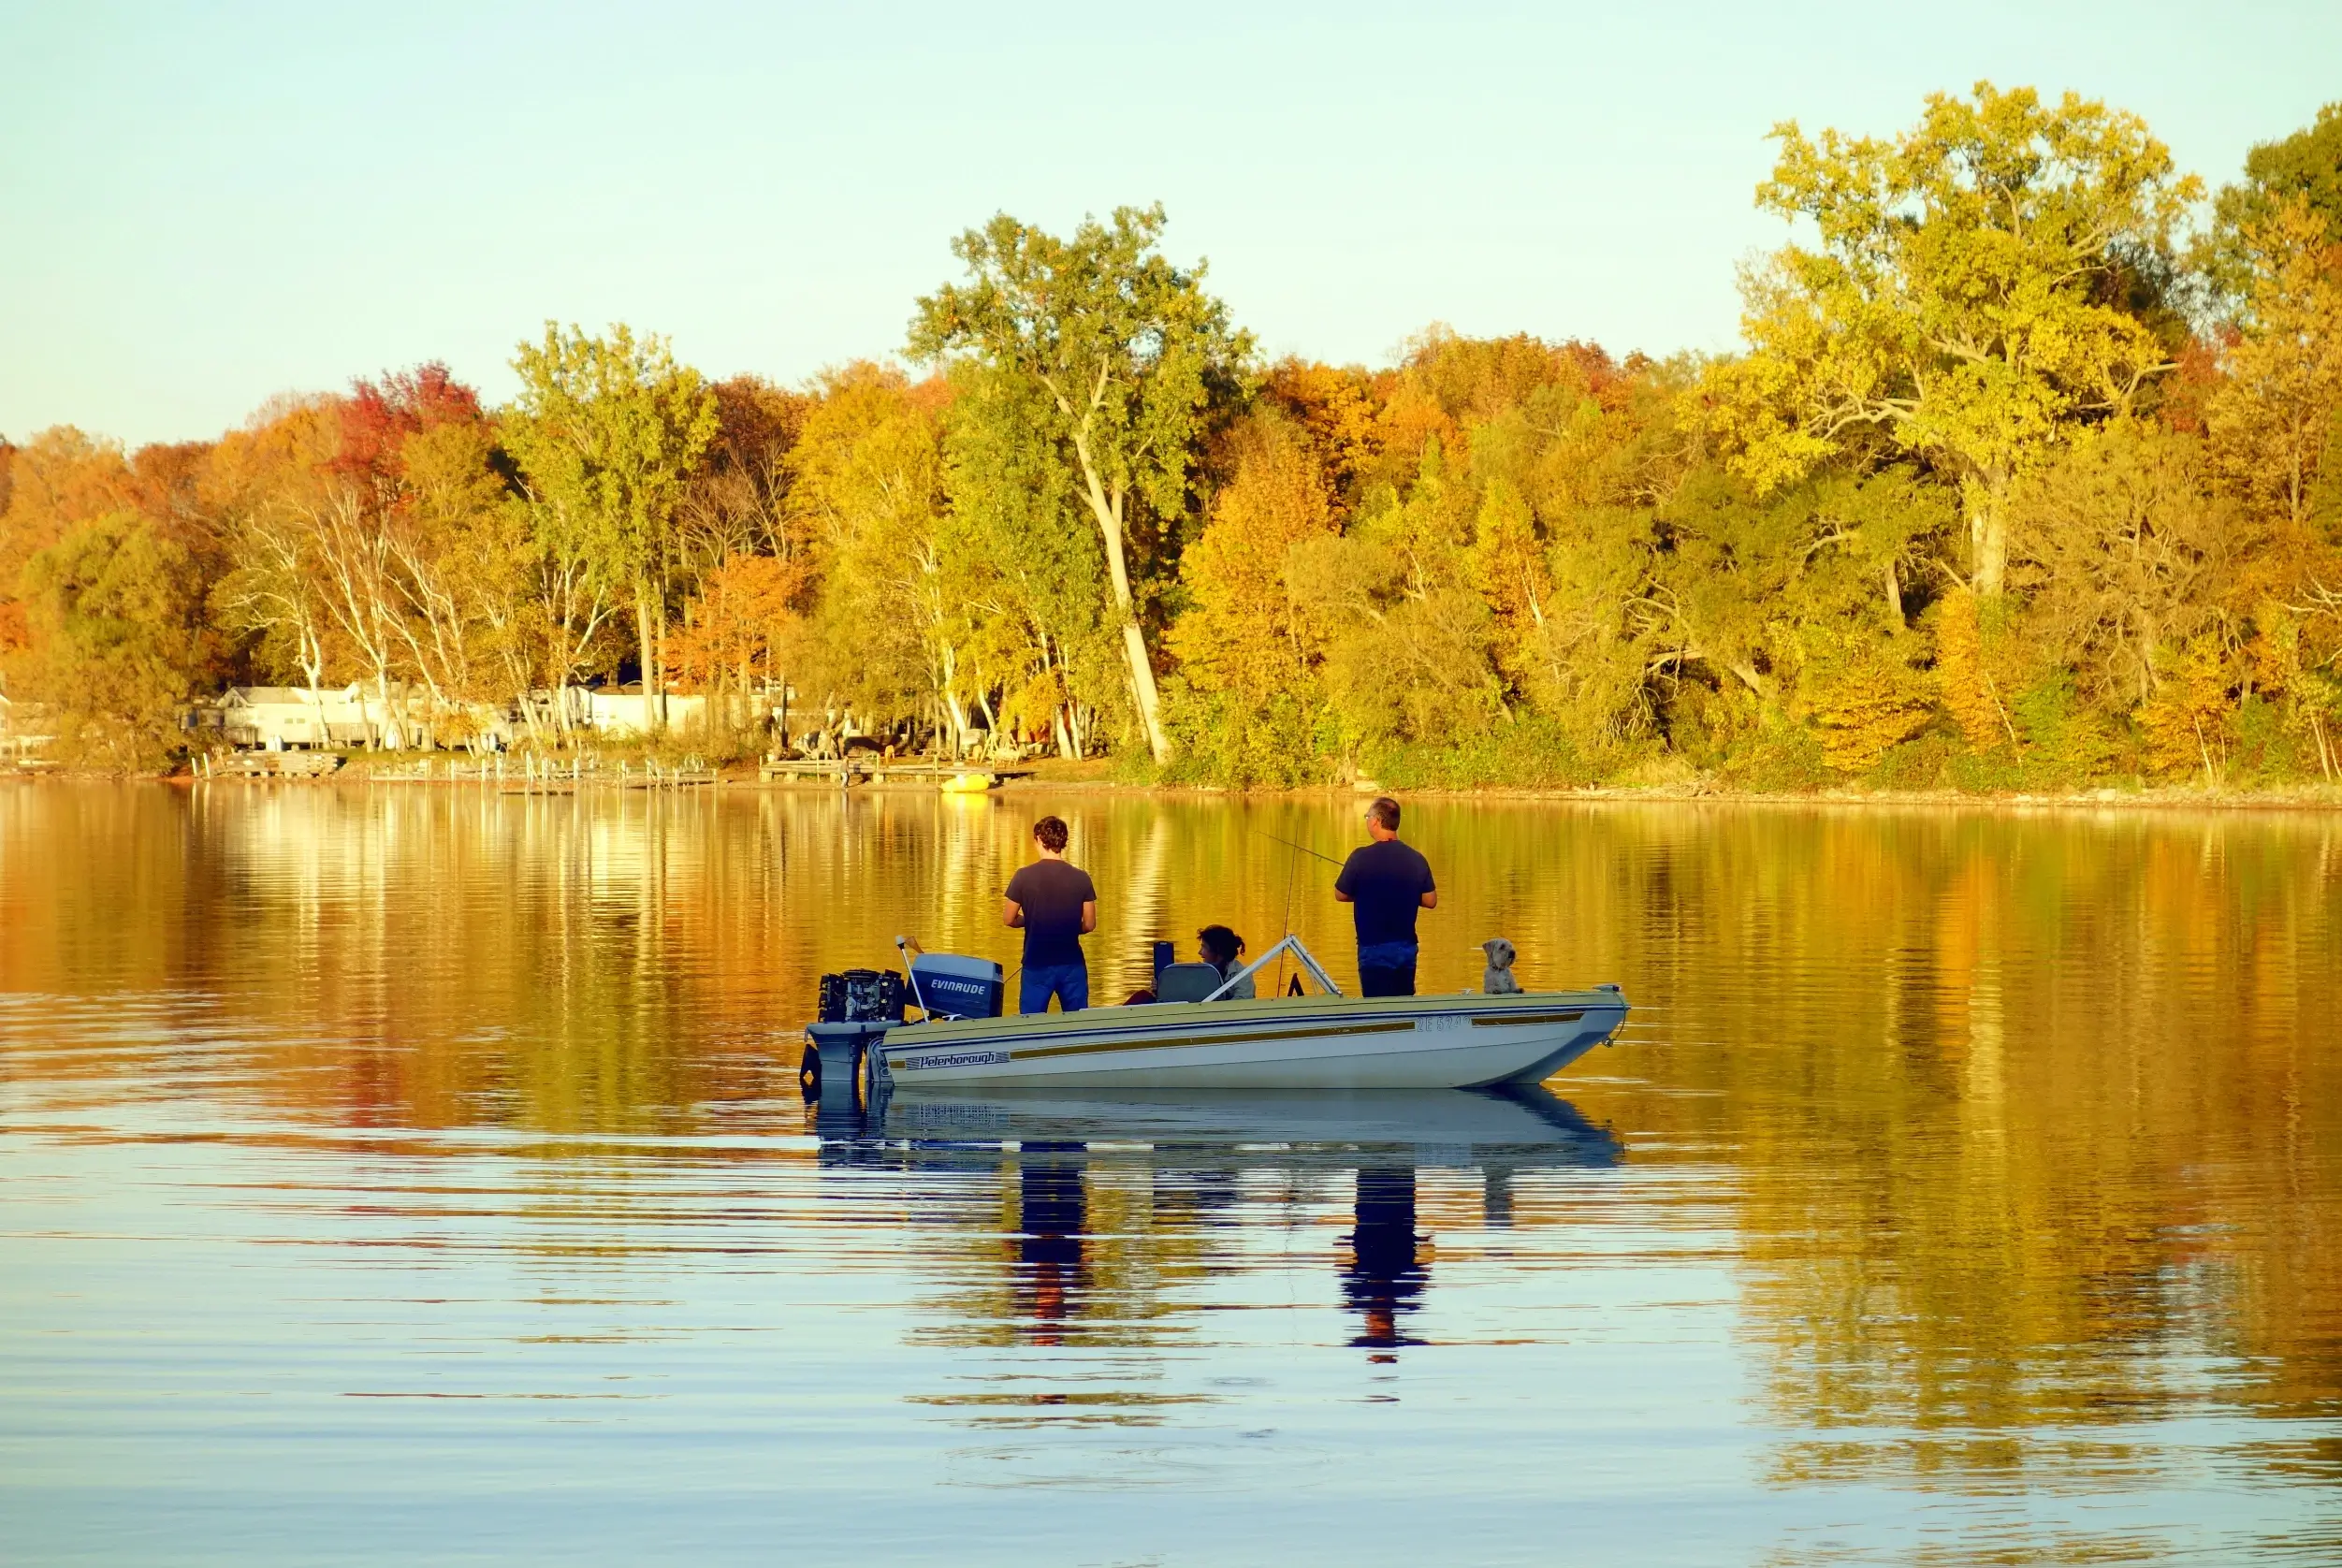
[{"left": 334, "top": 362, "right": 486, "bottom": 487}]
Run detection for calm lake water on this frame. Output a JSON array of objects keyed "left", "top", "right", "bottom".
[{"left": 3, "top": 782, "right": 2339, "bottom": 1566}]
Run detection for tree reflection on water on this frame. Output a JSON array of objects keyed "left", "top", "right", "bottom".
[{"left": 3, "top": 781, "right": 2339, "bottom": 1552}]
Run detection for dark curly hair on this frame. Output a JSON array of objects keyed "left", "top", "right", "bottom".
[{"left": 1032, "top": 816, "right": 1069, "bottom": 852}]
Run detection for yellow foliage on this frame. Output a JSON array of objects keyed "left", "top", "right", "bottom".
[
  {"left": 1168, "top": 414, "right": 1335, "bottom": 706},
  {"left": 1261, "top": 359, "right": 1380, "bottom": 508},
  {"left": 2137, "top": 636, "right": 2236, "bottom": 781},
  {"left": 1810, "top": 643, "right": 1933, "bottom": 774},
  {"left": 1699, "top": 84, "right": 2202, "bottom": 595},
  {"left": 1933, "top": 589, "right": 2003, "bottom": 750},
  {"left": 2207, "top": 196, "right": 2342, "bottom": 534}
]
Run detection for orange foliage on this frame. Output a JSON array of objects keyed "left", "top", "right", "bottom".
[
  {"left": 1260, "top": 358, "right": 1381, "bottom": 511},
  {"left": 672, "top": 553, "right": 812, "bottom": 690},
  {"left": 1, "top": 428, "right": 141, "bottom": 588}
]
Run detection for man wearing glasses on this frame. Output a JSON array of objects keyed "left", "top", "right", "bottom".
[{"left": 1333, "top": 796, "right": 1437, "bottom": 997}]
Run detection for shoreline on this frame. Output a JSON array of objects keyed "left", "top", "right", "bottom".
[{"left": 9, "top": 763, "right": 2341, "bottom": 814}]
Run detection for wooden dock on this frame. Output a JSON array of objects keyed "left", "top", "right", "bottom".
[
  {"left": 758, "top": 758, "right": 1034, "bottom": 788},
  {"left": 202, "top": 752, "right": 345, "bottom": 778}
]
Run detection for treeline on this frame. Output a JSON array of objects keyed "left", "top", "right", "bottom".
[{"left": 5, "top": 84, "right": 2341, "bottom": 789}]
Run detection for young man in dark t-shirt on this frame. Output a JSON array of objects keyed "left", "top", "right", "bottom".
[
  {"left": 1333, "top": 796, "right": 1437, "bottom": 997},
  {"left": 1003, "top": 815, "right": 1098, "bottom": 1013}
]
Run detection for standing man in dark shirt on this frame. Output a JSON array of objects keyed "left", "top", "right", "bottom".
[
  {"left": 1004, "top": 815, "right": 1098, "bottom": 1013},
  {"left": 1333, "top": 796, "right": 1437, "bottom": 997}
]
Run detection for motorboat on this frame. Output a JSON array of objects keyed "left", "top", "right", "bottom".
[{"left": 803, "top": 934, "right": 1630, "bottom": 1096}]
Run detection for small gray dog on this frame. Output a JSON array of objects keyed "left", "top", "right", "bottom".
[{"left": 1479, "top": 937, "right": 1520, "bottom": 995}]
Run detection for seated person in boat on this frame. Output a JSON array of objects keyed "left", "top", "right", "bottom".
[
  {"left": 1199, "top": 924, "right": 1254, "bottom": 998},
  {"left": 1003, "top": 815, "right": 1096, "bottom": 1013},
  {"left": 1136, "top": 928, "right": 1255, "bottom": 1004}
]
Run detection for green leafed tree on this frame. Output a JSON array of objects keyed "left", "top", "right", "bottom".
[
  {"left": 909, "top": 204, "right": 1252, "bottom": 763},
  {"left": 2201, "top": 102, "right": 2342, "bottom": 304},
  {"left": 503, "top": 324, "right": 718, "bottom": 733},
  {"left": 10, "top": 512, "right": 204, "bottom": 768},
  {"left": 1703, "top": 82, "right": 2202, "bottom": 597}
]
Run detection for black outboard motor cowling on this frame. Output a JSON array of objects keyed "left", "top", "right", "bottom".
[{"left": 817, "top": 968, "right": 905, "bottom": 1024}]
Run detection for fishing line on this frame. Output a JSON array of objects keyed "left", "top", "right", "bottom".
[
  {"left": 1252, "top": 822, "right": 1339, "bottom": 997},
  {"left": 1276, "top": 848, "right": 1298, "bottom": 998}
]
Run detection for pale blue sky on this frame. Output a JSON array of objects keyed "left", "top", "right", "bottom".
[{"left": 3, "top": 1, "right": 2335, "bottom": 447}]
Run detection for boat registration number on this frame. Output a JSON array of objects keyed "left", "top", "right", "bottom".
[{"left": 892, "top": 1050, "right": 1010, "bottom": 1071}]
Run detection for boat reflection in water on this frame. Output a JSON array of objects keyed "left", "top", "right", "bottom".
[{"left": 810, "top": 1084, "right": 1621, "bottom": 1354}]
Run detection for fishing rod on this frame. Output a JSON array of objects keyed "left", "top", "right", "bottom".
[
  {"left": 1246, "top": 824, "right": 1347, "bottom": 1000},
  {"left": 1247, "top": 826, "right": 1345, "bottom": 869}
]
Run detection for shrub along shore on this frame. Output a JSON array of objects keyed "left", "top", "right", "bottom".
[
  {"left": 15, "top": 754, "right": 2340, "bottom": 815},
  {"left": 5, "top": 86, "right": 2341, "bottom": 798}
]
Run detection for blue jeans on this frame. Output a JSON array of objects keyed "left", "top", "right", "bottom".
[
  {"left": 1357, "top": 940, "right": 1419, "bottom": 998},
  {"left": 1020, "top": 963, "right": 1089, "bottom": 1014}
]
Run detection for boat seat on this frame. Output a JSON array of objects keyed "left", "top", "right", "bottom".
[{"left": 1156, "top": 962, "right": 1228, "bottom": 1003}]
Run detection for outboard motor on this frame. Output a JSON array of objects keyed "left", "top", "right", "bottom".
[
  {"left": 907, "top": 952, "right": 1004, "bottom": 1021},
  {"left": 803, "top": 967, "right": 904, "bottom": 1104},
  {"left": 802, "top": 948, "right": 1006, "bottom": 1108}
]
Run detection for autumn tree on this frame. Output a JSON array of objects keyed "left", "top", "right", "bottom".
[
  {"left": 1297, "top": 441, "right": 1506, "bottom": 756},
  {"left": 2009, "top": 422, "right": 2242, "bottom": 710},
  {"left": 783, "top": 363, "right": 967, "bottom": 744},
  {"left": 1, "top": 429, "right": 142, "bottom": 659},
  {"left": 1258, "top": 358, "right": 1382, "bottom": 519},
  {"left": 909, "top": 204, "right": 1251, "bottom": 763},
  {"left": 1931, "top": 588, "right": 2006, "bottom": 751},
  {"left": 1166, "top": 412, "right": 1337, "bottom": 779},
  {"left": 671, "top": 553, "right": 809, "bottom": 733},
  {"left": 938, "top": 399, "right": 1121, "bottom": 760},
  {"left": 682, "top": 375, "right": 808, "bottom": 565},
  {"left": 321, "top": 365, "right": 521, "bottom": 744},
  {"left": 206, "top": 402, "right": 343, "bottom": 705},
  {"left": 2207, "top": 198, "right": 2342, "bottom": 537},
  {"left": 10, "top": 511, "right": 204, "bottom": 767},
  {"left": 504, "top": 325, "right": 717, "bottom": 734},
  {"left": 2200, "top": 101, "right": 2342, "bottom": 302},
  {"left": 1704, "top": 82, "right": 2202, "bottom": 596}
]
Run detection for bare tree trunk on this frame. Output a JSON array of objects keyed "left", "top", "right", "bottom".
[
  {"left": 943, "top": 692, "right": 977, "bottom": 759},
  {"left": 1969, "top": 473, "right": 2011, "bottom": 598},
  {"left": 374, "top": 667, "right": 402, "bottom": 749},
  {"left": 1067, "top": 436, "right": 1171, "bottom": 763},
  {"left": 634, "top": 583, "right": 662, "bottom": 736},
  {"left": 654, "top": 593, "right": 670, "bottom": 734}
]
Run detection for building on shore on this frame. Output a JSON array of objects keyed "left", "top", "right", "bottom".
[
  {"left": 190, "top": 686, "right": 516, "bottom": 752},
  {"left": 581, "top": 685, "right": 714, "bottom": 738},
  {"left": 0, "top": 692, "right": 56, "bottom": 763},
  {"left": 185, "top": 684, "right": 777, "bottom": 750}
]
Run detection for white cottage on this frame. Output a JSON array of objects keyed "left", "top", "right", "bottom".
[
  {"left": 0, "top": 692, "right": 51, "bottom": 761},
  {"left": 582, "top": 686, "right": 711, "bottom": 737},
  {"left": 208, "top": 686, "right": 379, "bottom": 748},
  {"left": 196, "top": 686, "right": 520, "bottom": 751}
]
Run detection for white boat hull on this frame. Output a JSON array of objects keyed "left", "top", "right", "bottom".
[{"left": 870, "top": 988, "right": 1629, "bottom": 1092}]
